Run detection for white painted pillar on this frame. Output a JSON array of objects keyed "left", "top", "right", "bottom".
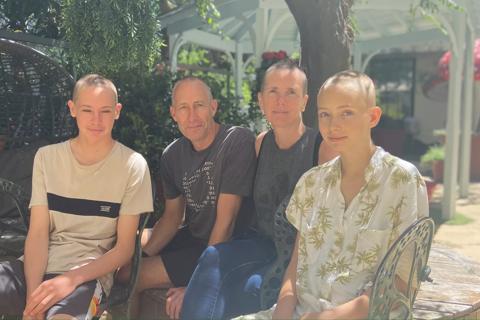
[
  {"left": 442, "top": 12, "right": 466, "bottom": 220},
  {"left": 254, "top": 8, "right": 268, "bottom": 68},
  {"left": 235, "top": 42, "right": 244, "bottom": 100},
  {"left": 459, "top": 24, "right": 475, "bottom": 198},
  {"left": 169, "top": 34, "right": 184, "bottom": 73}
]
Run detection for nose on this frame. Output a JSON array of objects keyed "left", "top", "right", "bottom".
[
  {"left": 187, "top": 108, "right": 199, "bottom": 123},
  {"left": 91, "top": 111, "right": 103, "bottom": 124},
  {"left": 276, "top": 94, "right": 287, "bottom": 106}
]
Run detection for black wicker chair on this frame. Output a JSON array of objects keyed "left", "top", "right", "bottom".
[{"left": 0, "top": 37, "right": 75, "bottom": 149}]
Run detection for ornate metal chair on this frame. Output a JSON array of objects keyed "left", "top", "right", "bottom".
[
  {"left": 0, "top": 37, "right": 75, "bottom": 149},
  {"left": 260, "top": 195, "right": 296, "bottom": 309},
  {"left": 368, "top": 217, "right": 435, "bottom": 320},
  {"left": 98, "top": 212, "right": 150, "bottom": 313}
]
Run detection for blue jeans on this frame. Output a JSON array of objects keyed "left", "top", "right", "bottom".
[{"left": 180, "top": 232, "right": 276, "bottom": 320}]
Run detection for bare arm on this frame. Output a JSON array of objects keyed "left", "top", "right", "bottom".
[
  {"left": 300, "top": 293, "right": 369, "bottom": 320},
  {"left": 24, "top": 213, "right": 140, "bottom": 316},
  {"left": 272, "top": 234, "right": 300, "bottom": 319},
  {"left": 142, "top": 195, "right": 185, "bottom": 256},
  {"left": 208, "top": 193, "right": 242, "bottom": 246},
  {"left": 24, "top": 206, "right": 50, "bottom": 301}
]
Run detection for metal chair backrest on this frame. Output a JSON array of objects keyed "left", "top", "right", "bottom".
[
  {"left": 368, "top": 217, "right": 435, "bottom": 320},
  {"left": 100, "top": 212, "right": 150, "bottom": 311},
  {"left": 0, "top": 38, "right": 75, "bottom": 149}
]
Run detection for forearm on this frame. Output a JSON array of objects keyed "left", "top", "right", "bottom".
[
  {"left": 23, "top": 232, "right": 49, "bottom": 298},
  {"left": 208, "top": 193, "right": 241, "bottom": 246},
  {"left": 302, "top": 294, "right": 369, "bottom": 320},
  {"left": 143, "top": 213, "right": 182, "bottom": 255},
  {"left": 208, "top": 217, "right": 235, "bottom": 246},
  {"left": 63, "top": 242, "right": 135, "bottom": 287}
]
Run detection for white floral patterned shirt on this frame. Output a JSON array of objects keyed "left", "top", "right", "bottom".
[{"left": 236, "top": 147, "right": 428, "bottom": 319}]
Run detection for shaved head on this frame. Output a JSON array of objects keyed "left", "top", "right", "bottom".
[
  {"left": 318, "top": 70, "right": 376, "bottom": 109},
  {"left": 172, "top": 77, "right": 213, "bottom": 105}
]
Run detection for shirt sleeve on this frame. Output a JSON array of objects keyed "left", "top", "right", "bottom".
[
  {"left": 119, "top": 153, "right": 154, "bottom": 215},
  {"left": 286, "top": 169, "right": 316, "bottom": 232},
  {"left": 29, "top": 149, "right": 48, "bottom": 208},
  {"left": 219, "top": 128, "right": 256, "bottom": 197},
  {"left": 160, "top": 147, "right": 182, "bottom": 199}
]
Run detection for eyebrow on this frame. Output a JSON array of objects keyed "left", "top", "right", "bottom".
[
  {"left": 318, "top": 104, "right": 352, "bottom": 110},
  {"left": 79, "top": 105, "right": 114, "bottom": 109}
]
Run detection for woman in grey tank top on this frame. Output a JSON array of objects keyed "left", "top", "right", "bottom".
[{"left": 181, "top": 61, "right": 337, "bottom": 320}]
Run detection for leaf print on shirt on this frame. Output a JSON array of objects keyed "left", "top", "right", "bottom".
[
  {"left": 324, "top": 165, "right": 341, "bottom": 190},
  {"left": 390, "top": 166, "right": 412, "bottom": 189},
  {"left": 356, "top": 193, "right": 379, "bottom": 227},
  {"left": 415, "top": 173, "right": 425, "bottom": 189},
  {"left": 387, "top": 195, "right": 407, "bottom": 242},
  {"left": 355, "top": 244, "right": 381, "bottom": 270},
  {"left": 308, "top": 207, "right": 332, "bottom": 249}
]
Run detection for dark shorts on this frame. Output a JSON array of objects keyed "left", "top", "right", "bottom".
[
  {"left": 0, "top": 259, "right": 104, "bottom": 319},
  {"left": 159, "top": 226, "right": 207, "bottom": 287}
]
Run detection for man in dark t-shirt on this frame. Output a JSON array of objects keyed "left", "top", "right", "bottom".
[{"left": 118, "top": 77, "right": 256, "bottom": 318}]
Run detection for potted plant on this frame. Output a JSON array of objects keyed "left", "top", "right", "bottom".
[{"left": 420, "top": 145, "right": 444, "bottom": 183}]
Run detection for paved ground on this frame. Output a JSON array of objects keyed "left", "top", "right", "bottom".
[{"left": 430, "top": 182, "right": 480, "bottom": 263}]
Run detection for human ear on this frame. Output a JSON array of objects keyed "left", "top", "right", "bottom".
[
  {"left": 301, "top": 94, "right": 309, "bottom": 112},
  {"left": 211, "top": 99, "right": 218, "bottom": 116},
  {"left": 369, "top": 106, "right": 382, "bottom": 128},
  {"left": 114, "top": 103, "right": 122, "bottom": 120},
  {"left": 67, "top": 100, "right": 76, "bottom": 118},
  {"left": 170, "top": 106, "right": 177, "bottom": 122}
]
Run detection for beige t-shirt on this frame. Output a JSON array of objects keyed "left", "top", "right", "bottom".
[{"left": 29, "top": 140, "right": 153, "bottom": 294}]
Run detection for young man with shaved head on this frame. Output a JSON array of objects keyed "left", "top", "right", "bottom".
[
  {"left": 118, "top": 77, "right": 257, "bottom": 318},
  {"left": 0, "top": 74, "right": 153, "bottom": 319}
]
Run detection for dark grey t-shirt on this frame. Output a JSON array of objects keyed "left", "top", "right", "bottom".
[
  {"left": 254, "top": 127, "right": 319, "bottom": 240},
  {"left": 160, "top": 125, "right": 256, "bottom": 241}
]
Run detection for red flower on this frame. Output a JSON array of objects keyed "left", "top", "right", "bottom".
[
  {"left": 262, "top": 52, "right": 275, "bottom": 60},
  {"left": 275, "top": 50, "right": 287, "bottom": 60}
]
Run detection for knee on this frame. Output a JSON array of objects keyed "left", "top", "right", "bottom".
[{"left": 196, "top": 246, "right": 220, "bottom": 269}]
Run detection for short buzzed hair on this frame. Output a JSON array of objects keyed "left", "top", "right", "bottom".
[
  {"left": 319, "top": 70, "right": 376, "bottom": 108},
  {"left": 261, "top": 60, "right": 308, "bottom": 94},
  {"left": 72, "top": 74, "right": 118, "bottom": 103},
  {"left": 171, "top": 77, "right": 213, "bottom": 104}
]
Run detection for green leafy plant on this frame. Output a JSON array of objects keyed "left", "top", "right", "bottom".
[{"left": 420, "top": 145, "right": 445, "bottom": 166}]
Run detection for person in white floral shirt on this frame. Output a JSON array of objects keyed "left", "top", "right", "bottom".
[{"left": 235, "top": 70, "right": 428, "bottom": 320}]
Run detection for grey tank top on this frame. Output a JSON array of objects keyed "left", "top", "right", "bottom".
[{"left": 253, "top": 127, "right": 320, "bottom": 239}]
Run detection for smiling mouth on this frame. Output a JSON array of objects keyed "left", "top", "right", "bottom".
[{"left": 329, "top": 136, "right": 347, "bottom": 142}]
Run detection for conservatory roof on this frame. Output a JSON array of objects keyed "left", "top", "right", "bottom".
[{"left": 159, "top": 0, "right": 479, "bottom": 59}]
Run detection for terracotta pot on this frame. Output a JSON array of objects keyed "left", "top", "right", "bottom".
[
  {"left": 432, "top": 159, "right": 444, "bottom": 183},
  {"left": 424, "top": 178, "right": 437, "bottom": 202}
]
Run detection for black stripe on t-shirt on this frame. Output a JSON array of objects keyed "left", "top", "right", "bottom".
[{"left": 47, "top": 193, "right": 120, "bottom": 218}]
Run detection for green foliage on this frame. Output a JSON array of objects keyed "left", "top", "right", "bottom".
[
  {"left": 176, "top": 46, "right": 262, "bottom": 131},
  {"left": 444, "top": 212, "right": 474, "bottom": 225},
  {"left": 0, "top": 0, "right": 62, "bottom": 38},
  {"left": 409, "top": 0, "right": 463, "bottom": 33},
  {"left": 194, "top": 0, "right": 220, "bottom": 29},
  {"left": 113, "top": 70, "right": 178, "bottom": 179},
  {"left": 61, "top": 0, "right": 161, "bottom": 76},
  {"left": 420, "top": 145, "right": 445, "bottom": 166}
]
